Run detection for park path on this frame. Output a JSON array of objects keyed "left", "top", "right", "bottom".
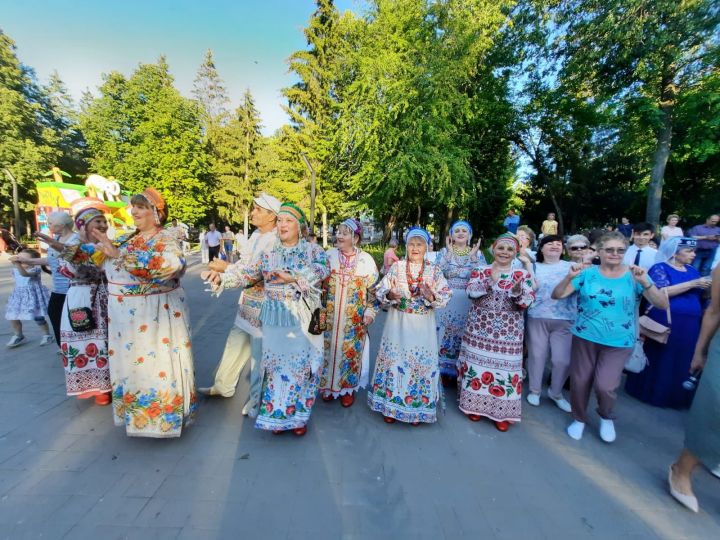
[{"left": 0, "top": 255, "right": 718, "bottom": 539}]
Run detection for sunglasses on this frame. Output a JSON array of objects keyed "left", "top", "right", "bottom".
[
  {"left": 569, "top": 245, "right": 588, "bottom": 251},
  {"left": 602, "top": 247, "right": 627, "bottom": 255}
]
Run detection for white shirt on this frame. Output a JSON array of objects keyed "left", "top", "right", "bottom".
[
  {"left": 622, "top": 244, "right": 657, "bottom": 270},
  {"left": 233, "top": 228, "right": 277, "bottom": 334},
  {"left": 205, "top": 230, "right": 222, "bottom": 247},
  {"left": 661, "top": 225, "right": 683, "bottom": 241}
]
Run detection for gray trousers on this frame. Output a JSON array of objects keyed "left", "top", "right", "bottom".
[
  {"left": 526, "top": 317, "right": 572, "bottom": 398},
  {"left": 570, "top": 335, "right": 632, "bottom": 423}
]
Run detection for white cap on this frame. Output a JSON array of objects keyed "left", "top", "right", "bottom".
[{"left": 253, "top": 192, "right": 281, "bottom": 214}]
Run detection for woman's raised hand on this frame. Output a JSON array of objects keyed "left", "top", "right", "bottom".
[
  {"left": 469, "top": 239, "right": 482, "bottom": 258},
  {"left": 90, "top": 229, "right": 120, "bottom": 259}
]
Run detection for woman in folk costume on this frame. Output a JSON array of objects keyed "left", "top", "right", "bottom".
[
  {"left": 457, "top": 233, "right": 535, "bottom": 432},
  {"left": 57, "top": 199, "right": 112, "bottom": 405},
  {"left": 435, "top": 220, "right": 485, "bottom": 386},
  {"left": 368, "top": 227, "right": 451, "bottom": 425},
  {"left": 88, "top": 188, "right": 197, "bottom": 438},
  {"left": 208, "top": 203, "right": 328, "bottom": 436},
  {"left": 319, "top": 218, "right": 379, "bottom": 407}
]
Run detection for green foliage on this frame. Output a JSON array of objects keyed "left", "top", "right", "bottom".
[
  {"left": 80, "top": 58, "right": 210, "bottom": 222},
  {"left": 0, "top": 30, "right": 59, "bottom": 225},
  {"left": 330, "top": 0, "right": 515, "bottom": 235}
]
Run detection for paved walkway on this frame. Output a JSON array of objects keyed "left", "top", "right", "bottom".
[{"left": 0, "top": 255, "right": 718, "bottom": 539}]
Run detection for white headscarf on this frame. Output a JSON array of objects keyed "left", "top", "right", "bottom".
[{"left": 654, "top": 236, "right": 697, "bottom": 264}]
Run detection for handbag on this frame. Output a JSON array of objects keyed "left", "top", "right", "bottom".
[
  {"left": 302, "top": 296, "right": 326, "bottom": 335},
  {"left": 625, "top": 338, "right": 649, "bottom": 373},
  {"left": 638, "top": 289, "right": 671, "bottom": 344},
  {"left": 66, "top": 285, "right": 95, "bottom": 332}
]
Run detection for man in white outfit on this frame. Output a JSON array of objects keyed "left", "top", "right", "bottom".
[{"left": 199, "top": 193, "right": 281, "bottom": 416}]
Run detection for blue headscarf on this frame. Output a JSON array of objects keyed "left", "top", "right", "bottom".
[
  {"left": 655, "top": 236, "right": 697, "bottom": 264},
  {"left": 406, "top": 226, "right": 431, "bottom": 245},
  {"left": 450, "top": 220, "right": 473, "bottom": 239}
]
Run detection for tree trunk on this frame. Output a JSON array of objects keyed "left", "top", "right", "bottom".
[
  {"left": 645, "top": 103, "right": 673, "bottom": 227},
  {"left": 547, "top": 185, "right": 564, "bottom": 237},
  {"left": 442, "top": 207, "right": 454, "bottom": 244},
  {"left": 383, "top": 214, "right": 397, "bottom": 244}
]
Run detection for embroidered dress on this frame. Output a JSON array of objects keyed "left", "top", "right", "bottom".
[
  {"left": 435, "top": 247, "right": 486, "bottom": 377},
  {"left": 368, "top": 261, "right": 451, "bottom": 423},
  {"left": 58, "top": 245, "right": 111, "bottom": 396},
  {"left": 457, "top": 267, "right": 534, "bottom": 422},
  {"left": 5, "top": 267, "right": 50, "bottom": 320},
  {"left": 320, "top": 248, "right": 379, "bottom": 398},
  {"left": 76, "top": 229, "right": 197, "bottom": 438},
  {"left": 222, "top": 239, "right": 329, "bottom": 431}
]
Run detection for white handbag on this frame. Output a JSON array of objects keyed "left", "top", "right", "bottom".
[{"left": 625, "top": 338, "right": 648, "bottom": 373}]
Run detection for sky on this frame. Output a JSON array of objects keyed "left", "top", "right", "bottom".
[{"left": 1, "top": 0, "right": 365, "bottom": 134}]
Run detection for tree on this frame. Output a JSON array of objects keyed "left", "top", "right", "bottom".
[
  {"left": 282, "top": 0, "right": 349, "bottom": 229},
  {"left": 0, "top": 30, "right": 58, "bottom": 231},
  {"left": 192, "top": 49, "right": 230, "bottom": 127},
  {"left": 211, "top": 89, "right": 264, "bottom": 225},
  {"left": 558, "top": 0, "right": 720, "bottom": 225},
  {"left": 81, "top": 58, "right": 210, "bottom": 222},
  {"left": 331, "top": 0, "right": 515, "bottom": 238}
]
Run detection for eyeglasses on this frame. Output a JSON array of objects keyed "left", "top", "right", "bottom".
[
  {"left": 602, "top": 247, "right": 627, "bottom": 255},
  {"left": 569, "top": 245, "right": 588, "bottom": 251}
]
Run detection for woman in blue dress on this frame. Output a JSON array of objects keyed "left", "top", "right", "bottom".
[{"left": 625, "top": 237, "right": 712, "bottom": 408}]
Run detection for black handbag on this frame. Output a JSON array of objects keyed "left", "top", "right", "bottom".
[
  {"left": 68, "top": 306, "right": 95, "bottom": 332},
  {"left": 302, "top": 296, "right": 326, "bottom": 336}
]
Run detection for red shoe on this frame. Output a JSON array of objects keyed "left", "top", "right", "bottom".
[
  {"left": 94, "top": 393, "right": 111, "bottom": 406},
  {"left": 272, "top": 430, "right": 284, "bottom": 435},
  {"left": 293, "top": 426, "right": 307, "bottom": 436},
  {"left": 467, "top": 414, "right": 482, "bottom": 422},
  {"left": 411, "top": 421, "right": 420, "bottom": 426},
  {"left": 383, "top": 416, "right": 396, "bottom": 424},
  {"left": 495, "top": 421, "right": 510, "bottom": 432},
  {"left": 340, "top": 394, "right": 355, "bottom": 408},
  {"left": 321, "top": 394, "right": 333, "bottom": 402}
]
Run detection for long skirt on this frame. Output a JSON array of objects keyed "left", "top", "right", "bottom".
[
  {"left": 60, "top": 282, "right": 111, "bottom": 396},
  {"left": 436, "top": 289, "right": 472, "bottom": 377},
  {"left": 625, "top": 312, "right": 701, "bottom": 409},
  {"left": 255, "top": 324, "right": 323, "bottom": 431},
  {"left": 109, "top": 286, "right": 197, "bottom": 438},
  {"left": 367, "top": 310, "right": 440, "bottom": 424},
  {"left": 457, "top": 307, "right": 524, "bottom": 422},
  {"left": 685, "top": 331, "right": 720, "bottom": 477}
]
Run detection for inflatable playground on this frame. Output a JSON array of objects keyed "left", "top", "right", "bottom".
[{"left": 35, "top": 168, "right": 135, "bottom": 239}]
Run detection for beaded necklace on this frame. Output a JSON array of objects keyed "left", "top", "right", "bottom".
[
  {"left": 451, "top": 245, "right": 471, "bottom": 257},
  {"left": 406, "top": 259, "right": 425, "bottom": 296},
  {"left": 338, "top": 248, "right": 359, "bottom": 284}
]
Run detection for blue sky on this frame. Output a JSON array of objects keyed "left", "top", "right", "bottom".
[{"left": 1, "top": 0, "right": 365, "bottom": 134}]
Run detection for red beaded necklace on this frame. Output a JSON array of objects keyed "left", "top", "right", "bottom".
[{"left": 406, "top": 259, "right": 425, "bottom": 296}]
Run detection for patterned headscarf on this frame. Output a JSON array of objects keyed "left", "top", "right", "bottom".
[
  {"left": 340, "top": 218, "right": 362, "bottom": 239},
  {"left": 406, "top": 226, "right": 431, "bottom": 245},
  {"left": 135, "top": 187, "right": 167, "bottom": 225},
  {"left": 492, "top": 232, "right": 520, "bottom": 251},
  {"left": 71, "top": 198, "right": 110, "bottom": 230},
  {"left": 278, "top": 202, "right": 307, "bottom": 225},
  {"left": 450, "top": 220, "right": 473, "bottom": 239}
]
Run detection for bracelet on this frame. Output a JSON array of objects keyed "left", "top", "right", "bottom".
[{"left": 642, "top": 282, "right": 654, "bottom": 290}]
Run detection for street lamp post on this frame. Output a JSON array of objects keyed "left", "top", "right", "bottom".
[{"left": 300, "top": 153, "right": 316, "bottom": 234}]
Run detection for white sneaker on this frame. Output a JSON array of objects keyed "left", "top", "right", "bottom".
[
  {"left": 526, "top": 393, "right": 540, "bottom": 406},
  {"left": 6, "top": 335, "right": 25, "bottom": 348},
  {"left": 40, "top": 334, "right": 54, "bottom": 346},
  {"left": 550, "top": 395, "right": 572, "bottom": 413},
  {"left": 567, "top": 420, "right": 585, "bottom": 440},
  {"left": 599, "top": 419, "right": 616, "bottom": 443}
]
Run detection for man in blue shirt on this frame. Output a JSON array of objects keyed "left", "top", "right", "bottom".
[
  {"left": 503, "top": 209, "right": 520, "bottom": 234},
  {"left": 617, "top": 217, "right": 633, "bottom": 238}
]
